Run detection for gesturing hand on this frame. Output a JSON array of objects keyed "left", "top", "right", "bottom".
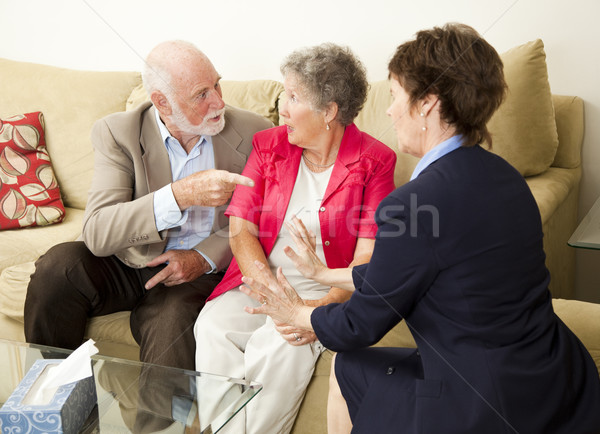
[
  {"left": 144, "top": 249, "right": 210, "bottom": 290},
  {"left": 172, "top": 169, "right": 254, "bottom": 210},
  {"left": 283, "top": 215, "right": 327, "bottom": 281},
  {"left": 241, "top": 261, "right": 306, "bottom": 326},
  {"left": 274, "top": 319, "right": 318, "bottom": 346}
]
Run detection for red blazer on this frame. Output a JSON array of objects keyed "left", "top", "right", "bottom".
[{"left": 207, "top": 124, "right": 396, "bottom": 300}]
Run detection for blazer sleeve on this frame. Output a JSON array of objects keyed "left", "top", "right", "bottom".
[
  {"left": 311, "top": 192, "right": 440, "bottom": 351},
  {"left": 81, "top": 117, "right": 164, "bottom": 258}
]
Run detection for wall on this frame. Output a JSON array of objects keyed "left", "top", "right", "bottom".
[{"left": 2, "top": 0, "right": 599, "bottom": 302}]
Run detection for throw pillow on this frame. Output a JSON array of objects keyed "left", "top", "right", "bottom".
[
  {"left": 0, "top": 112, "right": 65, "bottom": 229},
  {"left": 486, "top": 39, "right": 559, "bottom": 176}
]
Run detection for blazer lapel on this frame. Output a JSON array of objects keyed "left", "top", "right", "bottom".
[
  {"left": 213, "top": 107, "right": 246, "bottom": 174},
  {"left": 140, "top": 105, "right": 172, "bottom": 193}
]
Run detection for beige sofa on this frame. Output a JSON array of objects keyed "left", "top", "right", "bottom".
[{"left": 1, "top": 38, "right": 599, "bottom": 433}]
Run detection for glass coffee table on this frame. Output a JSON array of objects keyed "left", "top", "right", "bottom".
[
  {"left": 568, "top": 195, "right": 600, "bottom": 250},
  {"left": 0, "top": 338, "right": 261, "bottom": 433}
]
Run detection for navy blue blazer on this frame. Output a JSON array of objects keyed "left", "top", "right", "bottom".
[{"left": 312, "top": 145, "right": 600, "bottom": 433}]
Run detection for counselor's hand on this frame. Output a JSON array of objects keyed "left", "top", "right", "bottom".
[
  {"left": 144, "top": 249, "right": 210, "bottom": 290},
  {"left": 171, "top": 169, "right": 254, "bottom": 210},
  {"left": 241, "top": 261, "right": 309, "bottom": 328},
  {"left": 283, "top": 215, "right": 328, "bottom": 281}
]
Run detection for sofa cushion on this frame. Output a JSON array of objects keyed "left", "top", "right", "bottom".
[
  {"left": 0, "top": 112, "right": 65, "bottom": 229},
  {"left": 355, "top": 80, "right": 419, "bottom": 187},
  {"left": 221, "top": 80, "right": 283, "bottom": 126},
  {"left": 487, "top": 39, "right": 559, "bottom": 176},
  {"left": 553, "top": 298, "right": 600, "bottom": 376},
  {"left": 0, "top": 261, "right": 35, "bottom": 322},
  {"left": 0, "top": 58, "right": 142, "bottom": 210},
  {"left": 0, "top": 207, "right": 85, "bottom": 273}
]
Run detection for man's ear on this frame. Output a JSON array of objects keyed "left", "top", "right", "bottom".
[{"left": 151, "top": 91, "right": 172, "bottom": 116}]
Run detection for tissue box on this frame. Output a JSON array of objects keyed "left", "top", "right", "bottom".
[{"left": 0, "top": 359, "right": 97, "bottom": 434}]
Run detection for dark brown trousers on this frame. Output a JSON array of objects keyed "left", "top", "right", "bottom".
[{"left": 24, "top": 241, "right": 223, "bottom": 370}]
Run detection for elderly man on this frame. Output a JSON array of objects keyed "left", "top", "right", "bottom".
[{"left": 24, "top": 40, "right": 272, "bottom": 370}]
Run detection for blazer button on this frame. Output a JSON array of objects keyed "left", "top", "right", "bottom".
[
  {"left": 324, "top": 241, "right": 330, "bottom": 246},
  {"left": 319, "top": 206, "right": 326, "bottom": 212},
  {"left": 386, "top": 367, "right": 395, "bottom": 375}
]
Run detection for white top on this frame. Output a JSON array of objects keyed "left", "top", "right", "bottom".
[{"left": 268, "top": 159, "right": 334, "bottom": 299}]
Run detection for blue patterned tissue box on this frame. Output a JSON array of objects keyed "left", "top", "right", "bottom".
[{"left": 0, "top": 359, "right": 97, "bottom": 434}]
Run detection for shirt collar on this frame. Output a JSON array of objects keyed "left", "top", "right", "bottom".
[{"left": 410, "top": 135, "right": 464, "bottom": 181}]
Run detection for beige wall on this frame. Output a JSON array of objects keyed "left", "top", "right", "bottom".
[{"left": 2, "top": 0, "right": 599, "bottom": 302}]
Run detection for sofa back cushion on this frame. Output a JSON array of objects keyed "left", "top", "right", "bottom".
[
  {"left": 126, "top": 80, "right": 284, "bottom": 127},
  {"left": 354, "top": 81, "right": 419, "bottom": 187},
  {"left": 0, "top": 58, "right": 142, "bottom": 210}
]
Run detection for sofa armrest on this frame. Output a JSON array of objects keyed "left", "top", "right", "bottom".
[{"left": 552, "top": 95, "right": 584, "bottom": 169}]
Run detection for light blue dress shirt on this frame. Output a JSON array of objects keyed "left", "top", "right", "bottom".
[
  {"left": 152, "top": 109, "right": 217, "bottom": 273},
  {"left": 410, "top": 135, "right": 464, "bottom": 181}
]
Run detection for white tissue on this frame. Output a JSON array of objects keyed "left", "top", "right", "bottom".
[{"left": 24, "top": 339, "right": 98, "bottom": 405}]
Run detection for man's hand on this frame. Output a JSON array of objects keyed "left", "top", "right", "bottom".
[
  {"left": 171, "top": 169, "right": 254, "bottom": 210},
  {"left": 144, "top": 250, "right": 210, "bottom": 290}
]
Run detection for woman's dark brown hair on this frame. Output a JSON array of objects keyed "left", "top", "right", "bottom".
[{"left": 388, "top": 23, "right": 507, "bottom": 147}]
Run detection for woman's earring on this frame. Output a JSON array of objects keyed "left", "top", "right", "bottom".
[
  {"left": 326, "top": 123, "right": 330, "bottom": 131},
  {"left": 420, "top": 113, "right": 427, "bottom": 131}
]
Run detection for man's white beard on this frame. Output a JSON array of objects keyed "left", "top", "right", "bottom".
[{"left": 170, "top": 101, "right": 226, "bottom": 137}]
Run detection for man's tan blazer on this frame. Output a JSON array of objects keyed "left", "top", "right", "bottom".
[{"left": 81, "top": 101, "right": 272, "bottom": 270}]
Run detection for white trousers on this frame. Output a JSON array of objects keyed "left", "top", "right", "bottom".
[{"left": 194, "top": 289, "right": 324, "bottom": 434}]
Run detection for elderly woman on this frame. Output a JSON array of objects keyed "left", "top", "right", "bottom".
[
  {"left": 194, "top": 43, "right": 396, "bottom": 433},
  {"left": 241, "top": 24, "right": 600, "bottom": 433}
]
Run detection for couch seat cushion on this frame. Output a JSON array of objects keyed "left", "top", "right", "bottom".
[
  {"left": 553, "top": 298, "right": 600, "bottom": 376},
  {"left": 0, "top": 207, "right": 84, "bottom": 274}
]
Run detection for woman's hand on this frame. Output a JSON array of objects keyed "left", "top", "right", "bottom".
[
  {"left": 274, "top": 320, "right": 318, "bottom": 346},
  {"left": 284, "top": 215, "right": 328, "bottom": 281},
  {"left": 241, "top": 261, "right": 315, "bottom": 330}
]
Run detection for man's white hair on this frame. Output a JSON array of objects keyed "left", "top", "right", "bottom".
[{"left": 142, "top": 40, "right": 208, "bottom": 100}]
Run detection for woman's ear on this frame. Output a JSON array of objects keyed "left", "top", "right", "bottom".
[
  {"left": 420, "top": 94, "right": 439, "bottom": 117},
  {"left": 151, "top": 91, "right": 172, "bottom": 117},
  {"left": 324, "top": 102, "right": 339, "bottom": 125}
]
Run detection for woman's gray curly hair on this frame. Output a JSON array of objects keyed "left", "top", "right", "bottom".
[{"left": 280, "top": 43, "right": 369, "bottom": 126}]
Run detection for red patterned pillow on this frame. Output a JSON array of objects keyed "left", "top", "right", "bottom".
[{"left": 0, "top": 112, "right": 65, "bottom": 229}]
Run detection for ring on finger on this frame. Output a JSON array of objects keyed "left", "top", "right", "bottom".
[
  {"left": 261, "top": 297, "right": 267, "bottom": 305},
  {"left": 293, "top": 333, "right": 301, "bottom": 342}
]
